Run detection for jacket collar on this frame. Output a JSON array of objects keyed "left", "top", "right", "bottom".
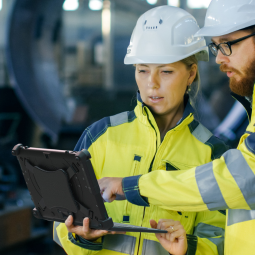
[
  {"left": 136, "top": 91, "right": 194, "bottom": 125},
  {"left": 137, "top": 90, "right": 144, "bottom": 106},
  {"left": 231, "top": 92, "right": 252, "bottom": 121}
]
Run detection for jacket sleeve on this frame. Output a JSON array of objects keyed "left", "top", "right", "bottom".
[
  {"left": 124, "top": 132, "right": 255, "bottom": 212},
  {"left": 186, "top": 210, "right": 225, "bottom": 255},
  {"left": 53, "top": 222, "right": 103, "bottom": 255},
  {"left": 74, "top": 126, "right": 106, "bottom": 179}
]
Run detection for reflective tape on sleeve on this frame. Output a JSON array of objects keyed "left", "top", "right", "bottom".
[
  {"left": 195, "top": 162, "right": 228, "bottom": 211},
  {"left": 53, "top": 222, "right": 62, "bottom": 247},
  {"left": 223, "top": 149, "right": 255, "bottom": 210}
]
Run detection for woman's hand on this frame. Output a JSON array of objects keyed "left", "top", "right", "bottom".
[
  {"left": 150, "top": 219, "right": 187, "bottom": 255},
  {"left": 65, "top": 215, "right": 125, "bottom": 242}
]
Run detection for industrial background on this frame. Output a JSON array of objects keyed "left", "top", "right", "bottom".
[{"left": 0, "top": 0, "right": 248, "bottom": 254}]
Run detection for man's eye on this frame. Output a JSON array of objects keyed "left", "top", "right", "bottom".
[
  {"left": 162, "top": 71, "right": 172, "bottom": 74},
  {"left": 138, "top": 70, "right": 146, "bottom": 73},
  {"left": 221, "top": 44, "right": 229, "bottom": 49}
]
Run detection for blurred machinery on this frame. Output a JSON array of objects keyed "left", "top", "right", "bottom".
[{"left": 6, "top": 0, "right": 73, "bottom": 142}]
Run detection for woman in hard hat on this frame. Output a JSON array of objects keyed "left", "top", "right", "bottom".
[{"left": 54, "top": 5, "right": 226, "bottom": 255}]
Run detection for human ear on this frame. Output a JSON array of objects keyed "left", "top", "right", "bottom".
[{"left": 188, "top": 64, "right": 197, "bottom": 85}]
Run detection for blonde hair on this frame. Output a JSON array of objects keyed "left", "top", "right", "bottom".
[{"left": 180, "top": 54, "right": 200, "bottom": 108}]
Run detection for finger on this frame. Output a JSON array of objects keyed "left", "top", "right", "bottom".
[
  {"left": 172, "top": 220, "right": 182, "bottom": 227},
  {"left": 65, "top": 215, "right": 74, "bottom": 228},
  {"left": 157, "top": 221, "right": 168, "bottom": 239},
  {"left": 108, "top": 231, "right": 126, "bottom": 235},
  {"left": 157, "top": 219, "right": 175, "bottom": 236},
  {"left": 158, "top": 219, "right": 175, "bottom": 226},
  {"left": 158, "top": 220, "right": 181, "bottom": 239},
  {"left": 165, "top": 223, "right": 182, "bottom": 233},
  {"left": 160, "top": 222, "right": 185, "bottom": 242},
  {"left": 98, "top": 178, "right": 110, "bottom": 201},
  {"left": 93, "top": 230, "right": 108, "bottom": 237},
  {"left": 159, "top": 219, "right": 177, "bottom": 229},
  {"left": 150, "top": 219, "right": 158, "bottom": 229},
  {"left": 98, "top": 178, "right": 107, "bottom": 191},
  {"left": 158, "top": 219, "right": 183, "bottom": 236},
  {"left": 85, "top": 218, "right": 108, "bottom": 237},
  {"left": 83, "top": 217, "right": 90, "bottom": 233},
  {"left": 100, "top": 191, "right": 106, "bottom": 202},
  {"left": 102, "top": 189, "right": 116, "bottom": 203},
  {"left": 169, "top": 228, "right": 186, "bottom": 242}
]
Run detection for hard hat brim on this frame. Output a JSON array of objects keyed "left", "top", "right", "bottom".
[
  {"left": 195, "top": 20, "right": 255, "bottom": 38},
  {"left": 124, "top": 47, "right": 209, "bottom": 64}
]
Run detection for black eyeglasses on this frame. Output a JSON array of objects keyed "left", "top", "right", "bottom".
[{"left": 209, "top": 32, "right": 255, "bottom": 57}]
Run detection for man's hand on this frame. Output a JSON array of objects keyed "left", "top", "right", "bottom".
[
  {"left": 98, "top": 177, "right": 126, "bottom": 202},
  {"left": 65, "top": 215, "right": 125, "bottom": 241},
  {"left": 150, "top": 219, "right": 187, "bottom": 255}
]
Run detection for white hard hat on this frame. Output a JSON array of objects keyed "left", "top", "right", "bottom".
[
  {"left": 124, "top": 5, "right": 209, "bottom": 65},
  {"left": 195, "top": 0, "right": 255, "bottom": 37}
]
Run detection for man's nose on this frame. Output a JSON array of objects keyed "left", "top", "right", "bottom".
[{"left": 216, "top": 50, "right": 230, "bottom": 65}]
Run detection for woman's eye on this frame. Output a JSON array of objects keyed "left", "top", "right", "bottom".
[
  {"left": 138, "top": 70, "right": 146, "bottom": 73},
  {"left": 162, "top": 71, "right": 173, "bottom": 74}
]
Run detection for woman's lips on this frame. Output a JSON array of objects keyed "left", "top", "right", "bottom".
[{"left": 148, "top": 96, "right": 164, "bottom": 103}]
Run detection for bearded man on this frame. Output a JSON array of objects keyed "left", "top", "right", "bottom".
[{"left": 98, "top": 1, "right": 255, "bottom": 254}]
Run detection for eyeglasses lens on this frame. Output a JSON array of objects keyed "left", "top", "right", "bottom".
[
  {"left": 209, "top": 44, "right": 218, "bottom": 56},
  {"left": 219, "top": 43, "right": 231, "bottom": 56}
]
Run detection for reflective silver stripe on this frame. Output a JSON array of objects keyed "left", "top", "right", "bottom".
[
  {"left": 192, "top": 123, "right": 213, "bottom": 144},
  {"left": 110, "top": 112, "right": 128, "bottom": 127},
  {"left": 195, "top": 162, "right": 228, "bottom": 210},
  {"left": 142, "top": 239, "right": 169, "bottom": 255},
  {"left": 103, "top": 234, "right": 136, "bottom": 255},
  {"left": 194, "top": 223, "right": 224, "bottom": 255},
  {"left": 228, "top": 209, "right": 255, "bottom": 226},
  {"left": 53, "top": 222, "right": 62, "bottom": 247},
  {"left": 223, "top": 149, "right": 255, "bottom": 209}
]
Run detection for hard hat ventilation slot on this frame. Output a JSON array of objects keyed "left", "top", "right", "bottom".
[{"left": 146, "top": 26, "right": 158, "bottom": 30}]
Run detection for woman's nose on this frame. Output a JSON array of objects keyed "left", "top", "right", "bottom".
[{"left": 148, "top": 74, "right": 159, "bottom": 89}]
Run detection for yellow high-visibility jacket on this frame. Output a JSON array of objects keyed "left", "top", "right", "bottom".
[
  {"left": 54, "top": 93, "right": 227, "bottom": 255},
  {"left": 123, "top": 90, "right": 255, "bottom": 255}
]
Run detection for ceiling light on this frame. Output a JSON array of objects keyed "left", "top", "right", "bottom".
[
  {"left": 167, "top": 0, "right": 180, "bottom": 7},
  {"left": 187, "top": 0, "right": 211, "bottom": 9},
  {"left": 63, "top": 0, "right": 79, "bottom": 11},
  {"left": 89, "top": 0, "right": 103, "bottom": 11},
  {"left": 146, "top": 0, "right": 158, "bottom": 5}
]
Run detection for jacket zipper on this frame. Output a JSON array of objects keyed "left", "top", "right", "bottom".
[{"left": 124, "top": 158, "right": 141, "bottom": 218}]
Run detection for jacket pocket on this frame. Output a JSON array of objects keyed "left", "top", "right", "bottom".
[
  {"left": 162, "top": 159, "right": 197, "bottom": 171},
  {"left": 161, "top": 159, "right": 179, "bottom": 171}
]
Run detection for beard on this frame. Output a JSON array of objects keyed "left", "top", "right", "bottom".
[{"left": 220, "top": 57, "right": 255, "bottom": 97}]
